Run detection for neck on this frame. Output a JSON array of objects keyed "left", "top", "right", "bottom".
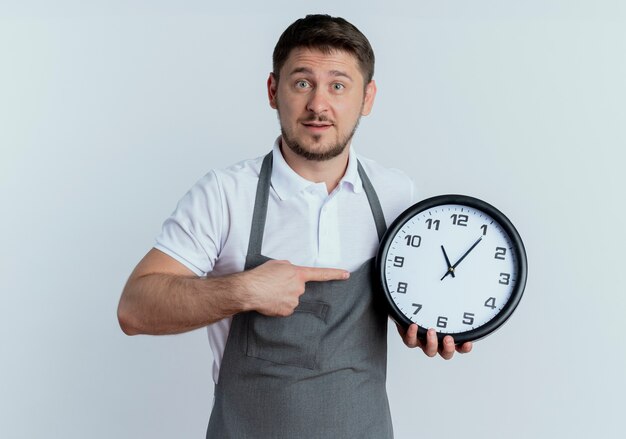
[{"left": 279, "top": 139, "right": 351, "bottom": 194}]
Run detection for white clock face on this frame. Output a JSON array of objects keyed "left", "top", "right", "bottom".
[{"left": 383, "top": 203, "right": 520, "bottom": 336}]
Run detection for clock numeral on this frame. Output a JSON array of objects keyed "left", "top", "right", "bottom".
[
  {"left": 451, "top": 214, "right": 468, "bottom": 227},
  {"left": 404, "top": 235, "right": 422, "bottom": 247},
  {"left": 480, "top": 224, "right": 488, "bottom": 236},
  {"left": 499, "top": 273, "right": 511, "bottom": 285},
  {"left": 495, "top": 247, "right": 507, "bottom": 260},
  {"left": 484, "top": 297, "right": 497, "bottom": 310},
  {"left": 462, "top": 312, "right": 475, "bottom": 325},
  {"left": 425, "top": 218, "right": 440, "bottom": 230},
  {"left": 437, "top": 316, "right": 448, "bottom": 328},
  {"left": 393, "top": 256, "right": 404, "bottom": 267},
  {"left": 396, "top": 282, "right": 408, "bottom": 294},
  {"left": 411, "top": 303, "right": 422, "bottom": 315}
]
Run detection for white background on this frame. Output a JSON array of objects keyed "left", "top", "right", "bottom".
[{"left": 1, "top": 1, "right": 625, "bottom": 438}]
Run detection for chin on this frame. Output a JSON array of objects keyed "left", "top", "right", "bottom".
[{"left": 284, "top": 137, "right": 347, "bottom": 162}]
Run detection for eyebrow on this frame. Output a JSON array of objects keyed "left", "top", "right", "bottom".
[{"left": 288, "top": 67, "right": 353, "bottom": 82}]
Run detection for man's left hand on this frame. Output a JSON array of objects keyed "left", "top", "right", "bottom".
[{"left": 396, "top": 323, "right": 473, "bottom": 360}]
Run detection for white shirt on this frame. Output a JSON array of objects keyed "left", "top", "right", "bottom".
[{"left": 155, "top": 138, "right": 415, "bottom": 383}]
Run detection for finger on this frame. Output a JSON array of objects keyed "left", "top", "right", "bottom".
[
  {"left": 439, "top": 335, "right": 456, "bottom": 360},
  {"left": 297, "top": 266, "right": 350, "bottom": 282},
  {"left": 423, "top": 328, "right": 438, "bottom": 357},
  {"left": 455, "top": 341, "right": 473, "bottom": 354},
  {"left": 402, "top": 323, "right": 420, "bottom": 348}
]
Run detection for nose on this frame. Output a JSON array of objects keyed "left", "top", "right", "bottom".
[{"left": 306, "top": 87, "right": 329, "bottom": 115}]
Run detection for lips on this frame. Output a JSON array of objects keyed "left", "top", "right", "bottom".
[{"left": 302, "top": 121, "right": 333, "bottom": 131}]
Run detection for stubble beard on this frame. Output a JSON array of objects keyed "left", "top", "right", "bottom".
[{"left": 277, "top": 104, "right": 362, "bottom": 162}]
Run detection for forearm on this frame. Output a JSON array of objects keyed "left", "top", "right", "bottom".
[
  {"left": 118, "top": 272, "right": 249, "bottom": 336},
  {"left": 118, "top": 256, "right": 350, "bottom": 335}
]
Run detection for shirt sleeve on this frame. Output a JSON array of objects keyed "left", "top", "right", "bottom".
[
  {"left": 390, "top": 168, "right": 417, "bottom": 214},
  {"left": 154, "top": 170, "right": 223, "bottom": 276},
  {"left": 407, "top": 175, "right": 417, "bottom": 206}
]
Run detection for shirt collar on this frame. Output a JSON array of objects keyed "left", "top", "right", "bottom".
[
  {"left": 340, "top": 144, "right": 363, "bottom": 194},
  {"left": 270, "top": 137, "right": 363, "bottom": 201}
]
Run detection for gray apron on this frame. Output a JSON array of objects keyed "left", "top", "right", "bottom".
[{"left": 206, "top": 153, "right": 393, "bottom": 439}]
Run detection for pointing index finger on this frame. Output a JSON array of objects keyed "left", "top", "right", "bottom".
[{"left": 297, "top": 266, "right": 350, "bottom": 282}]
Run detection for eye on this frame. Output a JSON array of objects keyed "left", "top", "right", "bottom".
[
  {"left": 295, "top": 80, "right": 310, "bottom": 89},
  {"left": 332, "top": 83, "right": 345, "bottom": 91}
]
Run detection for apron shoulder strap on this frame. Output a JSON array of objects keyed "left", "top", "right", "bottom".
[
  {"left": 246, "top": 152, "right": 273, "bottom": 256},
  {"left": 357, "top": 160, "right": 388, "bottom": 242}
]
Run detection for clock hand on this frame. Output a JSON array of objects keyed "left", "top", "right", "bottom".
[
  {"left": 440, "top": 245, "right": 455, "bottom": 278},
  {"left": 440, "top": 237, "right": 483, "bottom": 281}
]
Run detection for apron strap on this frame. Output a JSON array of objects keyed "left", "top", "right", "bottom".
[
  {"left": 246, "top": 151, "right": 388, "bottom": 256},
  {"left": 246, "top": 152, "right": 273, "bottom": 256},
  {"left": 357, "top": 161, "right": 387, "bottom": 242}
]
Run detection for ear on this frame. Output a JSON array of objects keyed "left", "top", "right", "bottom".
[
  {"left": 361, "top": 80, "right": 377, "bottom": 116},
  {"left": 267, "top": 73, "right": 278, "bottom": 109}
]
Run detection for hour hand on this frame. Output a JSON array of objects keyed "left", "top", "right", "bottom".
[{"left": 440, "top": 245, "right": 455, "bottom": 279}]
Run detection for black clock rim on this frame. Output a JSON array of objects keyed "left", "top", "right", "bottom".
[{"left": 375, "top": 194, "right": 528, "bottom": 344}]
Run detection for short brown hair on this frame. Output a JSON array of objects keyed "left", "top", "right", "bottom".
[{"left": 272, "top": 14, "right": 375, "bottom": 84}]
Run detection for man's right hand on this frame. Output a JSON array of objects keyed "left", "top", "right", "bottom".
[
  {"left": 240, "top": 260, "right": 350, "bottom": 317},
  {"left": 118, "top": 249, "right": 350, "bottom": 335}
]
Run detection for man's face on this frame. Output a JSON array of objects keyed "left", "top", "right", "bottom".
[{"left": 268, "top": 47, "right": 376, "bottom": 161}]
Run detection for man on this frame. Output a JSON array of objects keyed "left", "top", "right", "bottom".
[{"left": 118, "top": 14, "right": 472, "bottom": 438}]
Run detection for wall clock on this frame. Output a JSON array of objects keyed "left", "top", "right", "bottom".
[{"left": 376, "top": 195, "right": 527, "bottom": 344}]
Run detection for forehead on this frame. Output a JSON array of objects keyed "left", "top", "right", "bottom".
[{"left": 281, "top": 47, "right": 363, "bottom": 81}]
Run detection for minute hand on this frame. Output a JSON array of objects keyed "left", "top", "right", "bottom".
[{"left": 440, "top": 237, "right": 483, "bottom": 281}]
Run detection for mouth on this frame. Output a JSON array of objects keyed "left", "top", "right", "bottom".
[{"left": 301, "top": 122, "right": 333, "bottom": 132}]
